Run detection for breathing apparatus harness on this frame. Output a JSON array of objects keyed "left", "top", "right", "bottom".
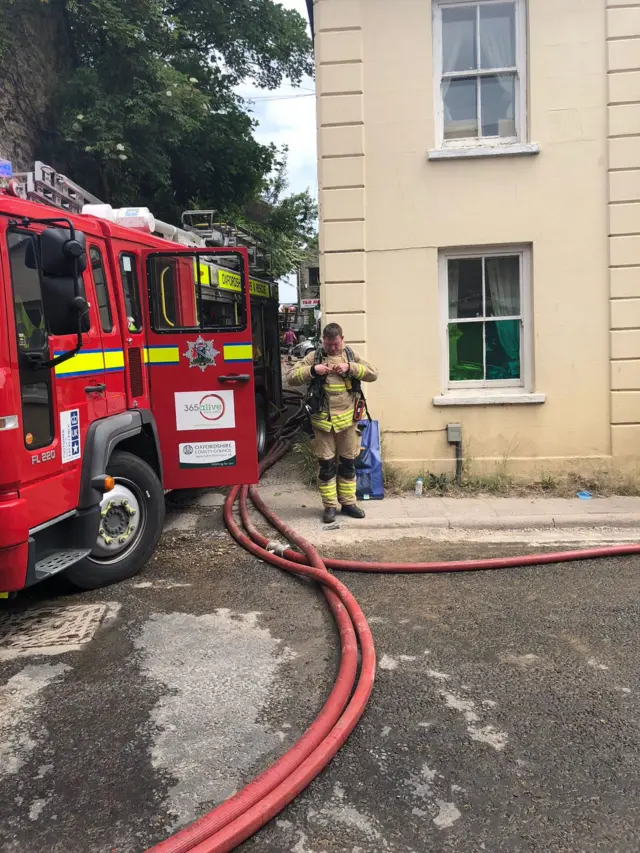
[{"left": 304, "top": 346, "right": 371, "bottom": 431}]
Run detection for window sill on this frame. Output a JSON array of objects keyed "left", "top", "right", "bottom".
[
  {"left": 433, "top": 392, "right": 546, "bottom": 407},
  {"left": 428, "top": 142, "right": 540, "bottom": 161}
]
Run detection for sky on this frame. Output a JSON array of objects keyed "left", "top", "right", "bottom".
[{"left": 235, "top": 0, "right": 317, "bottom": 304}]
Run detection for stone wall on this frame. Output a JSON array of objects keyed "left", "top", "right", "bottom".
[{"left": 0, "top": 0, "right": 69, "bottom": 169}]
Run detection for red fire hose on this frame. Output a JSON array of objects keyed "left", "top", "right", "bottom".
[{"left": 147, "top": 430, "right": 640, "bottom": 853}]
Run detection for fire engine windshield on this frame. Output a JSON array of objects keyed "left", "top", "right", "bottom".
[
  {"left": 148, "top": 252, "right": 246, "bottom": 333},
  {"left": 8, "top": 232, "right": 47, "bottom": 352},
  {"left": 7, "top": 231, "right": 54, "bottom": 448}
]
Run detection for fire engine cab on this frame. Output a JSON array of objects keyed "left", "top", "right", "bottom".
[{"left": 0, "top": 163, "right": 272, "bottom": 593}]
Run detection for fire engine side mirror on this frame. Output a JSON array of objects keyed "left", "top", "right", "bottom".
[
  {"left": 41, "top": 276, "right": 90, "bottom": 336},
  {"left": 38, "top": 227, "right": 87, "bottom": 276},
  {"left": 34, "top": 227, "right": 89, "bottom": 337}
]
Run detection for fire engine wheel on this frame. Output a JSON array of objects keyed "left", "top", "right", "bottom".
[
  {"left": 64, "top": 451, "right": 165, "bottom": 590},
  {"left": 256, "top": 394, "right": 268, "bottom": 460}
]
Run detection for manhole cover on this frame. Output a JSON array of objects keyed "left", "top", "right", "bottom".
[{"left": 0, "top": 604, "right": 108, "bottom": 654}]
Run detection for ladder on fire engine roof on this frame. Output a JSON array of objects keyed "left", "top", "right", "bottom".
[
  {"left": 8, "top": 162, "right": 272, "bottom": 273},
  {"left": 12, "top": 161, "right": 102, "bottom": 214},
  {"left": 8, "top": 162, "right": 202, "bottom": 247},
  {"left": 182, "top": 209, "right": 271, "bottom": 273}
]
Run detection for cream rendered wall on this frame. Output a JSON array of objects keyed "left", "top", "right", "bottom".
[{"left": 314, "top": 0, "right": 610, "bottom": 474}]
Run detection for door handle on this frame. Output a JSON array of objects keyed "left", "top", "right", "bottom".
[
  {"left": 85, "top": 383, "right": 107, "bottom": 394},
  {"left": 218, "top": 374, "right": 250, "bottom": 384}
]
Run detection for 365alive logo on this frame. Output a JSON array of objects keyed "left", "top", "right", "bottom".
[
  {"left": 198, "top": 394, "right": 225, "bottom": 421},
  {"left": 182, "top": 393, "right": 226, "bottom": 421}
]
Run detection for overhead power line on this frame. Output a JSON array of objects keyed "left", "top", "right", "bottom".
[{"left": 244, "top": 92, "right": 316, "bottom": 102}]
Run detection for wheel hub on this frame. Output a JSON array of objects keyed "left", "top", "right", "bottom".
[{"left": 92, "top": 483, "right": 140, "bottom": 558}]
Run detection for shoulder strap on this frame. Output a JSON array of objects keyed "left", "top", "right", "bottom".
[
  {"left": 315, "top": 346, "right": 324, "bottom": 365},
  {"left": 345, "top": 346, "right": 356, "bottom": 363}
]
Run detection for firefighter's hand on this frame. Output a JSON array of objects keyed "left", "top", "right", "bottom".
[
  {"left": 314, "top": 364, "right": 330, "bottom": 376},
  {"left": 333, "top": 363, "right": 350, "bottom": 376}
]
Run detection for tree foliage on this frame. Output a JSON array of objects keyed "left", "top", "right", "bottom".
[
  {"left": 3, "top": 0, "right": 317, "bottom": 275},
  {"left": 234, "top": 152, "right": 317, "bottom": 279}
]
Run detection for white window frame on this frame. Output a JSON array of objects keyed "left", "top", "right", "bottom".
[
  {"left": 432, "top": 0, "right": 528, "bottom": 152},
  {"left": 438, "top": 245, "right": 533, "bottom": 396}
]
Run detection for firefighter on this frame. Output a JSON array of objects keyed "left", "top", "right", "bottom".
[
  {"left": 15, "top": 296, "right": 45, "bottom": 350},
  {"left": 287, "top": 323, "right": 378, "bottom": 523}
]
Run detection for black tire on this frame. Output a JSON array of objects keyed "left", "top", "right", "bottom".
[
  {"left": 256, "top": 394, "right": 268, "bottom": 460},
  {"left": 64, "top": 450, "right": 165, "bottom": 590}
]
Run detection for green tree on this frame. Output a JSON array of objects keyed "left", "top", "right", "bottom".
[
  {"left": 11, "top": 0, "right": 317, "bottom": 274},
  {"left": 233, "top": 151, "right": 318, "bottom": 279}
]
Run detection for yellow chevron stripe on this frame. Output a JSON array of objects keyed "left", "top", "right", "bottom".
[
  {"left": 145, "top": 346, "right": 180, "bottom": 365},
  {"left": 54, "top": 350, "right": 106, "bottom": 377},
  {"left": 104, "top": 350, "right": 125, "bottom": 371},
  {"left": 223, "top": 343, "right": 253, "bottom": 362}
]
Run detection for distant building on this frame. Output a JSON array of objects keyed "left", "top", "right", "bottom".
[
  {"left": 298, "top": 254, "right": 320, "bottom": 332},
  {"left": 309, "top": 0, "right": 640, "bottom": 476}
]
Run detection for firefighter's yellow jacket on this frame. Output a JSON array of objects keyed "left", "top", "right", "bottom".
[{"left": 287, "top": 347, "right": 378, "bottom": 433}]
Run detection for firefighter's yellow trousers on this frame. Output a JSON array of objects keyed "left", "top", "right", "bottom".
[{"left": 313, "top": 424, "right": 360, "bottom": 509}]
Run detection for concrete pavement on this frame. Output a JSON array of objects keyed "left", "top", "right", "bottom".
[
  {"left": 166, "top": 475, "right": 640, "bottom": 549},
  {"left": 259, "top": 485, "right": 640, "bottom": 530}
]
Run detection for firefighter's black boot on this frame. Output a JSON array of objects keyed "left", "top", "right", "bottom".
[
  {"left": 323, "top": 506, "right": 337, "bottom": 524},
  {"left": 341, "top": 504, "right": 365, "bottom": 519}
]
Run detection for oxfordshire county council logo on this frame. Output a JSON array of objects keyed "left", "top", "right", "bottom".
[
  {"left": 183, "top": 445, "right": 194, "bottom": 455},
  {"left": 183, "top": 336, "right": 220, "bottom": 372}
]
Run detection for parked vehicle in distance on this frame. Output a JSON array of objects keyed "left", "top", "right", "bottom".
[{"left": 290, "top": 337, "right": 319, "bottom": 359}]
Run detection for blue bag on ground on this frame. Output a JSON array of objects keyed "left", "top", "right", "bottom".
[{"left": 355, "top": 419, "right": 384, "bottom": 501}]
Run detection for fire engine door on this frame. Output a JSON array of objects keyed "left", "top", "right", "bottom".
[
  {"left": 143, "top": 248, "right": 259, "bottom": 490},
  {"left": 4, "top": 227, "right": 107, "bottom": 526}
]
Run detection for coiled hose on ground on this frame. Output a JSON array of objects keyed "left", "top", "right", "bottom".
[{"left": 147, "top": 392, "right": 640, "bottom": 853}]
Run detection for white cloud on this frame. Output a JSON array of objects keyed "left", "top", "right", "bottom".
[{"left": 236, "top": 0, "right": 317, "bottom": 303}]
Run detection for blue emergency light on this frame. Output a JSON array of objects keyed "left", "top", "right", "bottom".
[{"left": 0, "top": 160, "right": 12, "bottom": 177}]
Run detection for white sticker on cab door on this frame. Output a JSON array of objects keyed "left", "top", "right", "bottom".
[
  {"left": 179, "top": 440, "right": 236, "bottom": 468},
  {"left": 60, "top": 409, "right": 81, "bottom": 463},
  {"left": 175, "top": 390, "right": 236, "bottom": 431}
]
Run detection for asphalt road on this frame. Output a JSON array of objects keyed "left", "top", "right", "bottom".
[{"left": 1, "top": 505, "right": 639, "bottom": 853}]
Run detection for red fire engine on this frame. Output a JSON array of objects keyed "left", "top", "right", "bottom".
[{"left": 0, "top": 163, "right": 277, "bottom": 594}]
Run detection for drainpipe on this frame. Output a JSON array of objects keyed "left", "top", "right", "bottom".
[
  {"left": 306, "top": 0, "right": 314, "bottom": 36},
  {"left": 447, "top": 423, "right": 463, "bottom": 487}
]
